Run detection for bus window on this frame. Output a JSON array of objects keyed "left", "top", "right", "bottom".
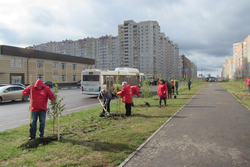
[{"left": 82, "top": 75, "right": 99, "bottom": 81}]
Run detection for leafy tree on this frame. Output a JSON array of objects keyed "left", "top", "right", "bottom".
[{"left": 47, "top": 79, "right": 66, "bottom": 140}]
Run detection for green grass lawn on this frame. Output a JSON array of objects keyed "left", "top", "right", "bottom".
[
  {"left": 0, "top": 82, "right": 208, "bottom": 167},
  {"left": 220, "top": 82, "right": 250, "bottom": 108}
]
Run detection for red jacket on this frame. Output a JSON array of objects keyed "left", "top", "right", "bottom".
[
  {"left": 131, "top": 85, "right": 140, "bottom": 97},
  {"left": 158, "top": 83, "right": 168, "bottom": 97},
  {"left": 245, "top": 77, "right": 250, "bottom": 85},
  {"left": 117, "top": 84, "right": 133, "bottom": 103},
  {"left": 22, "top": 79, "right": 54, "bottom": 112}
]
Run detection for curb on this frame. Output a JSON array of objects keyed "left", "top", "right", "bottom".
[
  {"left": 118, "top": 85, "right": 207, "bottom": 167},
  {"left": 228, "top": 91, "right": 250, "bottom": 111}
]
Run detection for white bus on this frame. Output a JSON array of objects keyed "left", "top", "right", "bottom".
[{"left": 81, "top": 68, "right": 145, "bottom": 95}]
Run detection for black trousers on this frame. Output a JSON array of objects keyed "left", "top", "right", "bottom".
[
  {"left": 159, "top": 97, "right": 166, "bottom": 106},
  {"left": 188, "top": 85, "right": 191, "bottom": 90},
  {"left": 125, "top": 103, "right": 132, "bottom": 116},
  {"left": 172, "top": 86, "right": 175, "bottom": 94},
  {"left": 103, "top": 99, "right": 111, "bottom": 113}
]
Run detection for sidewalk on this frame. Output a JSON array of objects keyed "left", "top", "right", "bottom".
[{"left": 120, "top": 83, "right": 250, "bottom": 167}]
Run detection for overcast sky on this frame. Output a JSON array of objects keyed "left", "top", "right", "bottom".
[{"left": 1, "top": 0, "right": 250, "bottom": 77}]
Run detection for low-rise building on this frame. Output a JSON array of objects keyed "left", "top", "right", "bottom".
[{"left": 0, "top": 45, "right": 95, "bottom": 85}]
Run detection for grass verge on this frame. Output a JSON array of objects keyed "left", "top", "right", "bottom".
[
  {"left": 0, "top": 82, "right": 208, "bottom": 167},
  {"left": 220, "top": 82, "right": 250, "bottom": 108}
]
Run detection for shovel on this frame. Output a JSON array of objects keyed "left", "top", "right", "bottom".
[
  {"left": 139, "top": 98, "right": 150, "bottom": 106},
  {"left": 98, "top": 99, "right": 108, "bottom": 115},
  {"left": 29, "top": 75, "right": 33, "bottom": 138}
]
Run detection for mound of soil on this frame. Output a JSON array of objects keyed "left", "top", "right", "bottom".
[{"left": 19, "top": 137, "right": 57, "bottom": 149}]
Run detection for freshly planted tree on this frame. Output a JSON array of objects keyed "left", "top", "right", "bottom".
[
  {"left": 47, "top": 80, "right": 65, "bottom": 140},
  {"left": 141, "top": 77, "right": 152, "bottom": 103},
  {"left": 113, "top": 72, "right": 122, "bottom": 115}
]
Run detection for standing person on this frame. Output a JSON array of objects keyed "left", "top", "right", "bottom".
[
  {"left": 170, "top": 79, "right": 175, "bottom": 94},
  {"left": 175, "top": 77, "right": 179, "bottom": 95},
  {"left": 131, "top": 85, "right": 141, "bottom": 106},
  {"left": 244, "top": 76, "right": 250, "bottom": 93},
  {"left": 117, "top": 81, "right": 133, "bottom": 116},
  {"left": 166, "top": 80, "right": 172, "bottom": 99},
  {"left": 158, "top": 79, "right": 168, "bottom": 108},
  {"left": 22, "top": 78, "right": 55, "bottom": 140},
  {"left": 187, "top": 79, "right": 191, "bottom": 90},
  {"left": 98, "top": 89, "right": 112, "bottom": 116}
]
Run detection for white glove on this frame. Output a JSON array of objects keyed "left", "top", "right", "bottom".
[{"left": 139, "top": 97, "right": 141, "bottom": 99}]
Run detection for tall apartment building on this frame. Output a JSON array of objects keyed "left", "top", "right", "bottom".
[
  {"left": 118, "top": 20, "right": 160, "bottom": 76},
  {"left": 118, "top": 20, "right": 180, "bottom": 79},
  {"left": 222, "top": 35, "right": 250, "bottom": 80},
  {"left": 27, "top": 35, "right": 119, "bottom": 70},
  {"left": 180, "top": 54, "right": 197, "bottom": 79}
]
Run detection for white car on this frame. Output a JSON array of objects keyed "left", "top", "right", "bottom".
[{"left": 0, "top": 85, "right": 28, "bottom": 103}]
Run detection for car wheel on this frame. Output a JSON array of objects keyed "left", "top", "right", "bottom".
[
  {"left": 0, "top": 97, "right": 2, "bottom": 103},
  {"left": 22, "top": 95, "right": 28, "bottom": 101}
]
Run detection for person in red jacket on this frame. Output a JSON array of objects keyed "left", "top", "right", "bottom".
[
  {"left": 244, "top": 76, "right": 250, "bottom": 93},
  {"left": 22, "top": 78, "right": 55, "bottom": 140},
  {"left": 157, "top": 79, "right": 168, "bottom": 108},
  {"left": 131, "top": 85, "right": 141, "bottom": 106},
  {"left": 117, "top": 81, "right": 133, "bottom": 116}
]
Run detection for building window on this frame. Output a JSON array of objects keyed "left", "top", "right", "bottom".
[
  {"left": 61, "top": 63, "right": 66, "bottom": 70},
  {"left": 61, "top": 75, "right": 66, "bottom": 82},
  {"left": 10, "top": 58, "right": 16, "bottom": 67},
  {"left": 37, "top": 74, "right": 44, "bottom": 81},
  {"left": 73, "top": 64, "right": 77, "bottom": 71},
  {"left": 37, "top": 61, "right": 44, "bottom": 69},
  {"left": 19, "top": 59, "right": 23, "bottom": 67},
  {"left": 73, "top": 75, "right": 77, "bottom": 82},
  {"left": 53, "top": 62, "right": 58, "bottom": 70},
  {"left": 53, "top": 75, "right": 59, "bottom": 82}
]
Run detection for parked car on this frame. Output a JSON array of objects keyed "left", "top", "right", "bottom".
[
  {"left": 0, "top": 84, "right": 8, "bottom": 87},
  {"left": 0, "top": 85, "right": 28, "bottom": 103},
  {"left": 77, "top": 80, "right": 81, "bottom": 86},
  {"left": 43, "top": 81, "right": 54, "bottom": 87},
  {"left": 11, "top": 83, "right": 26, "bottom": 88}
]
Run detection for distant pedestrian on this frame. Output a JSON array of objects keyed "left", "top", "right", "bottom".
[
  {"left": 166, "top": 80, "right": 172, "bottom": 99},
  {"left": 187, "top": 79, "right": 191, "bottom": 90},
  {"left": 170, "top": 79, "right": 175, "bottom": 94},
  {"left": 244, "top": 76, "right": 250, "bottom": 93},
  {"left": 175, "top": 77, "right": 179, "bottom": 95},
  {"left": 22, "top": 79, "right": 55, "bottom": 140},
  {"left": 98, "top": 89, "right": 112, "bottom": 116},
  {"left": 158, "top": 79, "right": 168, "bottom": 108},
  {"left": 131, "top": 85, "right": 141, "bottom": 106},
  {"left": 117, "top": 81, "right": 133, "bottom": 116}
]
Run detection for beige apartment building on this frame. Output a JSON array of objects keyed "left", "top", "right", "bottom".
[{"left": 0, "top": 45, "right": 95, "bottom": 85}]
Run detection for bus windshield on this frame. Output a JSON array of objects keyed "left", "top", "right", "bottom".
[{"left": 82, "top": 75, "right": 99, "bottom": 81}]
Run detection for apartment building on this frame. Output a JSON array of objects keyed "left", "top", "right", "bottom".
[
  {"left": 0, "top": 45, "right": 95, "bottom": 85},
  {"left": 180, "top": 54, "right": 197, "bottom": 79},
  {"left": 118, "top": 20, "right": 180, "bottom": 79},
  {"left": 27, "top": 35, "right": 119, "bottom": 70}
]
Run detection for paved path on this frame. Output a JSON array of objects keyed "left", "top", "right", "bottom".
[{"left": 121, "top": 83, "right": 250, "bottom": 167}]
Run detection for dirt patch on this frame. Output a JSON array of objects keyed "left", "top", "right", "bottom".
[
  {"left": 100, "top": 113, "right": 127, "bottom": 119},
  {"left": 19, "top": 136, "right": 58, "bottom": 149},
  {"left": 138, "top": 104, "right": 151, "bottom": 107}
]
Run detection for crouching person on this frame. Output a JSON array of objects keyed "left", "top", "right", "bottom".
[
  {"left": 98, "top": 89, "right": 112, "bottom": 116},
  {"left": 131, "top": 85, "right": 141, "bottom": 106},
  {"left": 117, "top": 81, "right": 133, "bottom": 116}
]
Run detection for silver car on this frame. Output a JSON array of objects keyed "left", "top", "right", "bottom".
[{"left": 0, "top": 85, "right": 29, "bottom": 103}]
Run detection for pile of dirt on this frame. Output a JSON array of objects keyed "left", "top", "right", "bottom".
[{"left": 19, "top": 137, "right": 57, "bottom": 149}]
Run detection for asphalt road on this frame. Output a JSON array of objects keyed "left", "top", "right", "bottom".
[
  {"left": 122, "top": 83, "right": 250, "bottom": 167},
  {"left": 0, "top": 88, "right": 99, "bottom": 132}
]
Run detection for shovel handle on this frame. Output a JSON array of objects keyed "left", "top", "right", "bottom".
[
  {"left": 98, "top": 99, "right": 107, "bottom": 113},
  {"left": 29, "top": 75, "right": 32, "bottom": 124}
]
